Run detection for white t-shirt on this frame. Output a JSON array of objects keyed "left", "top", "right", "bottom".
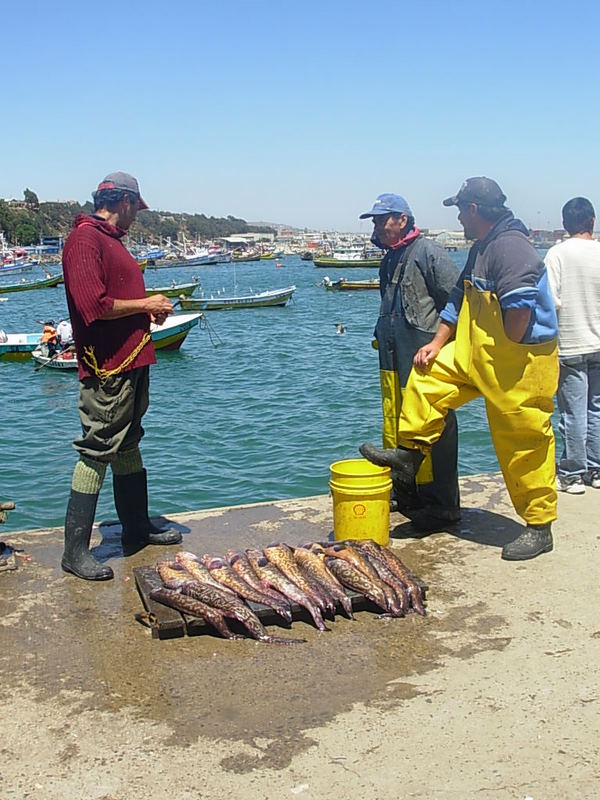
[
  {"left": 56, "top": 319, "right": 73, "bottom": 345},
  {"left": 545, "top": 237, "right": 600, "bottom": 356}
]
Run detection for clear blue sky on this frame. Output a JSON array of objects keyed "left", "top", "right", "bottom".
[{"left": 2, "top": 0, "right": 598, "bottom": 232}]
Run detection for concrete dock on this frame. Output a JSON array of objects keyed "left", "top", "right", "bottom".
[{"left": 0, "top": 473, "right": 598, "bottom": 800}]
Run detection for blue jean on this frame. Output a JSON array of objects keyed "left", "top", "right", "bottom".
[{"left": 557, "top": 352, "right": 600, "bottom": 478}]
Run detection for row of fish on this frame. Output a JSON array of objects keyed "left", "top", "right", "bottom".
[{"left": 149, "top": 539, "right": 425, "bottom": 644}]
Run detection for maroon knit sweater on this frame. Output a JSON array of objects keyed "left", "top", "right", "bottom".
[{"left": 62, "top": 214, "right": 156, "bottom": 380}]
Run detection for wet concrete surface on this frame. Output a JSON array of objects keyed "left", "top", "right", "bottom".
[{"left": 1, "top": 474, "right": 599, "bottom": 799}]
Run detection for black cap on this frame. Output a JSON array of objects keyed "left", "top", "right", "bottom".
[{"left": 443, "top": 177, "right": 507, "bottom": 208}]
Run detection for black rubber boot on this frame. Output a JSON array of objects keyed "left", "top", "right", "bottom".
[
  {"left": 360, "top": 442, "right": 425, "bottom": 485},
  {"left": 501, "top": 524, "right": 553, "bottom": 561},
  {"left": 389, "top": 469, "right": 421, "bottom": 514},
  {"left": 61, "top": 490, "right": 114, "bottom": 580},
  {"left": 408, "top": 506, "right": 461, "bottom": 534},
  {"left": 113, "top": 469, "right": 182, "bottom": 556}
]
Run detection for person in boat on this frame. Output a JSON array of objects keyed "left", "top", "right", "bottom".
[
  {"left": 56, "top": 318, "right": 74, "bottom": 350},
  {"left": 60, "top": 171, "right": 182, "bottom": 582},
  {"left": 358, "top": 192, "right": 460, "bottom": 531},
  {"left": 361, "top": 178, "right": 559, "bottom": 561},
  {"left": 40, "top": 320, "right": 59, "bottom": 357}
]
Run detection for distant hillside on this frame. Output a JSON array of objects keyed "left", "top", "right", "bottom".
[{"left": 0, "top": 193, "right": 274, "bottom": 246}]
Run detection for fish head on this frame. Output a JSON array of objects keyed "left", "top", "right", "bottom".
[
  {"left": 175, "top": 551, "right": 200, "bottom": 560},
  {"left": 162, "top": 578, "right": 185, "bottom": 590},
  {"left": 245, "top": 548, "right": 263, "bottom": 561},
  {"left": 206, "top": 556, "right": 226, "bottom": 569},
  {"left": 157, "top": 561, "right": 189, "bottom": 584},
  {"left": 227, "top": 551, "right": 242, "bottom": 565}
]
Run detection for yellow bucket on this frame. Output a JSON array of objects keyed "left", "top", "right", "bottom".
[{"left": 329, "top": 458, "right": 392, "bottom": 545}]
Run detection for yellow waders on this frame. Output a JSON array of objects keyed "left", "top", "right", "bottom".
[
  {"left": 398, "top": 282, "right": 558, "bottom": 525},
  {"left": 377, "top": 317, "right": 459, "bottom": 511}
]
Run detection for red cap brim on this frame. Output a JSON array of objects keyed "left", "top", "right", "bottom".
[{"left": 138, "top": 196, "right": 149, "bottom": 210}]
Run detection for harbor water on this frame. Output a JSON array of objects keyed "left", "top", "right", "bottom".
[{"left": 0, "top": 253, "right": 546, "bottom": 533}]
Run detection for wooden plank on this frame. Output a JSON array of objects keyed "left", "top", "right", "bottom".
[{"left": 134, "top": 566, "right": 185, "bottom": 639}]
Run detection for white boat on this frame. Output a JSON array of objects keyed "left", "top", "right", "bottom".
[
  {"left": 150, "top": 313, "right": 202, "bottom": 350},
  {"left": 179, "top": 286, "right": 296, "bottom": 311},
  {"left": 29, "top": 313, "right": 202, "bottom": 370},
  {"left": 181, "top": 248, "right": 220, "bottom": 266},
  {"left": 31, "top": 345, "right": 78, "bottom": 370},
  {"left": 0, "top": 332, "right": 42, "bottom": 360}
]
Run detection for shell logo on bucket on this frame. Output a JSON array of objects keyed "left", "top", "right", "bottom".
[{"left": 352, "top": 503, "right": 367, "bottom": 517}]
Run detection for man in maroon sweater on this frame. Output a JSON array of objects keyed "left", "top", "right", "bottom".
[{"left": 61, "top": 172, "right": 182, "bottom": 581}]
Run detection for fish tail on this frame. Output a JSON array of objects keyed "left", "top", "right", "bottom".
[
  {"left": 262, "top": 635, "right": 306, "bottom": 645},
  {"left": 301, "top": 598, "right": 329, "bottom": 631}
]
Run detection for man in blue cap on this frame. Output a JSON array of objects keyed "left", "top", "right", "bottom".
[{"left": 359, "top": 192, "right": 460, "bottom": 530}]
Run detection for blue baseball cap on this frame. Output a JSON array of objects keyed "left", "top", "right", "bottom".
[{"left": 359, "top": 193, "right": 413, "bottom": 219}]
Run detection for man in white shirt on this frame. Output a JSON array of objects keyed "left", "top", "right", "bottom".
[{"left": 545, "top": 197, "right": 600, "bottom": 494}]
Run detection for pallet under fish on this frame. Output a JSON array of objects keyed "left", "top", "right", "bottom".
[{"left": 134, "top": 564, "right": 427, "bottom": 640}]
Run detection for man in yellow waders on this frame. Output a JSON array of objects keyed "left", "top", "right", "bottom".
[
  {"left": 359, "top": 193, "right": 460, "bottom": 531},
  {"left": 361, "top": 177, "right": 559, "bottom": 560}
]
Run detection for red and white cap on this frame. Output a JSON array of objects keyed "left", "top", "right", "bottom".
[{"left": 94, "top": 171, "right": 148, "bottom": 209}]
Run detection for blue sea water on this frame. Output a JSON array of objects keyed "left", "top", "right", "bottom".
[{"left": 0, "top": 253, "right": 551, "bottom": 533}]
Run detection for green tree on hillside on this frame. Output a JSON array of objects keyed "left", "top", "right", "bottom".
[{"left": 15, "top": 222, "right": 37, "bottom": 245}]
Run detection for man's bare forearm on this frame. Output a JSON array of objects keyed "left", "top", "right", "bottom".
[{"left": 99, "top": 295, "right": 173, "bottom": 321}]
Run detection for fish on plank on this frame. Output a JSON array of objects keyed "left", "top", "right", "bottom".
[
  {"left": 246, "top": 548, "right": 329, "bottom": 632},
  {"left": 150, "top": 586, "right": 245, "bottom": 640},
  {"left": 175, "top": 551, "right": 237, "bottom": 595},
  {"left": 225, "top": 549, "right": 291, "bottom": 606},
  {"left": 264, "top": 542, "right": 334, "bottom": 615},
  {"left": 322, "top": 542, "right": 404, "bottom": 617},
  {"left": 323, "top": 554, "right": 389, "bottom": 613},
  {"left": 293, "top": 544, "right": 354, "bottom": 619},
  {"left": 362, "top": 542, "right": 426, "bottom": 616},
  {"left": 156, "top": 560, "right": 194, "bottom": 587},
  {"left": 350, "top": 540, "right": 410, "bottom": 615},
  {"left": 200, "top": 555, "right": 292, "bottom": 624},
  {"left": 181, "top": 580, "right": 305, "bottom": 645}
]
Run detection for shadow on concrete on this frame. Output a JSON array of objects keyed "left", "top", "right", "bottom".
[
  {"left": 92, "top": 517, "right": 191, "bottom": 562},
  {"left": 391, "top": 507, "right": 523, "bottom": 549}
]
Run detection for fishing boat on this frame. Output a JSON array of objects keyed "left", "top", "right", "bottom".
[
  {"left": 233, "top": 250, "right": 261, "bottom": 262},
  {"left": 313, "top": 243, "right": 383, "bottom": 268},
  {"left": 145, "top": 282, "right": 199, "bottom": 298},
  {"left": 0, "top": 332, "right": 43, "bottom": 361},
  {"left": 179, "top": 285, "right": 296, "bottom": 311},
  {"left": 0, "top": 260, "right": 38, "bottom": 276},
  {"left": 31, "top": 346, "right": 78, "bottom": 370},
  {"left": 322, "top": 276, "right": 380, "bottom": 291},
  {"left": 5, "top": 313, "right": 202, "bottom": 364},
  {"left": 313, "top": 252, "right": 382, "bottom": 268},
  {"left": 150, "top": 313, "right": 202, "bottom": 350},
  {"left": 0, "top": 273, "right": 63, "bottom": 293}
]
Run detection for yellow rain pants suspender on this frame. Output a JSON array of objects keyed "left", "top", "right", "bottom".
[{"left": 397, "top": 282, "right": 558, "bottom": 525}]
